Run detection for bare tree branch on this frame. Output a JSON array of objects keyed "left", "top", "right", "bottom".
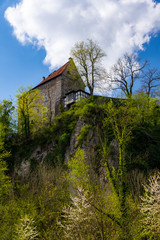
[
  {"left": 107, "top": 53, "right": 147, "bottom": 98},
  {"left": 141, "top": 67, "right": 160, "bottom": 97},
  {"left": 71, "top": 39, "right": 106, "bottom": 95}
]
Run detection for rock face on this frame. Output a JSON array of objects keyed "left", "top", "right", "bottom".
[
  {"left": 65, "top": 117, "right": 100, "bottom": 167},
  {"left": 15, "top": 144, "right": 54, "bottom": 178},
  {"left": 16, "top": 160, "right": 31, "bottom": 178},
  {"left": 15, "top": 115, "right": 101, "bottom": 176},
  {"left": 15, "top": 113, "right": 119, "bottom": 181},
  {"left": 65, "top": 117, "right": 84, "bottom": 162}
]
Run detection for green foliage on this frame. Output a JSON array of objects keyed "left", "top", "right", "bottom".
[
  {"left": 132, "top": 93, "right": 160, "bottom": 127},
  {"left": 0, "top": 142, "right": 11, "bottom": 201},
  {"left": 0, "top": 100, "right": 15, "bottom": 142},
  {"left": 47, "top": 108, "right": 79, "bottom": 164},
  {"left": 125, "top": 94, "right": 160, "bottom": 169},
  {"left": 0, "top": 200, "right": 20, "bottom": 239},
  {"left": 0, "top": 91, "right": 160, "bottom": 239},
  {"left": 101, "top": 94, "right": 160, "bottom": 239},
  {"left": 68, "top": 148, "right": 90, "bottom": 190},
  {"left": 58, "top": 132, "right": 70, "bottom": 146},
  {"left": 16, "top": 87, "right": 48, "bottom": 139},
  {"left": 53, "top": 108, "right": 78, "bottom": 136},
  {"left": 74, "top": 96, "right": 105, "bottom": 121},
  {"left": 0, "top": 143, "right": 17, "bottom": 239},
  {"left": 0, "top": 164, "right": 70, "bottom": 240},
  {"left": 33, "top": 93, "right": 159, "bottom": 239},
  {"left": 66, "top": 148, "right": 123, "bottom": 239},
  {"left": 77, "top": 124, "right": 92, "bottom": 146},
  {"left": 31, "top": 165, "right": 70, "bottom": 239},
  {"left": 104, "top": 99, "right": 138, "bottom": 197}
]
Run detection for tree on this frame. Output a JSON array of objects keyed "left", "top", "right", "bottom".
[
  {"left": 16, "top": 86, "right": 48, "bottom": 139},
  {"left": 71, "top": 39, "right": 106, "bottom": 95},
  {"left": 104, "top": 100, "right": 138, "bottom": 238},
  {"left": 100, "top": 95, "right": 157, "bottom": 239},
  {"left": 141, "top": 67, "right": 160, "bottom": 97},
  {"left": 140, "top": 172, "right": 160, "bottom": 238},
  {"left": 0, "top": 100, "right": 15, "bottom": 142},
  {"left": 101, "top": 93, "right": 160, "bottom": 239},
  {"left": 61, "top": 188, "right": 96, "bottom": 240},
  {"left": 108, "top": 53, "right": 147, "bottom": 98},
  {"left": 0, "top": 142, "right": 11, "bottom": 202},
  {"left": 13, "top": 215, "right": 38, "bottom": 240},
  {"left": 64, "top": 148, "right": 121, "bottom": 239}
]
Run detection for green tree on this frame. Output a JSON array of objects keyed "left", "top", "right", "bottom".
[
  {"left": 16, "top": 86, "right": 48, "bottom": 139},
  {"left": 65, "top": 148, "right": 121, "bottom": 240},
  {"left": 100, "top": 94, "right": 160, "bottom": 239},
  {"left": 0, "top": 142, "right": 11, "bottom": 202},
  {"left": 0, "top": 100, "right": 15, "bottom": 142},
  {"left": 103, "top": 99, "right": 139, "bottom": 239},
  {"left": 71, "top": 39, "right": 106, "bottom": 95},
  {"left": 68, "top": 148, "right": 90, "bottom": 190}
]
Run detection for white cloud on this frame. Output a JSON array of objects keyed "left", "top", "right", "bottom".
[{"left": 5, "top": 0, "right": 160, "bottom": 70}]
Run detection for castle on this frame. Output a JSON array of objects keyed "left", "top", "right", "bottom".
[{"left": 34, "top": 58, "right": 89, "bottom": 121}]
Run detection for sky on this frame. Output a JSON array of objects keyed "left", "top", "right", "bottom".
[{"left": 0, "top": 0, "right": 160, "bottom": 101}]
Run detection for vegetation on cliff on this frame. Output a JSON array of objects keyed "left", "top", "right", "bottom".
[{"left": 0, "top": 92, "right": 160, "bottom": 239}]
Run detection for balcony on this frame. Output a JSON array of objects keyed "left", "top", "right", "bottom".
[{"left": 64, "top": 90, "right": 90, "bottom": 108}]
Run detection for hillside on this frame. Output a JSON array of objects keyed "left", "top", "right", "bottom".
[{"left": 0, "top": 94, "right": 160, "bottom": 239}]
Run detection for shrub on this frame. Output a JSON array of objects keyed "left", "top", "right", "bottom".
[
  {"left": 13, "top": 215, "right": 38, "bottom": 240},
  {"left": 140, "top": 172, "right": 160, "bottom": 239}
]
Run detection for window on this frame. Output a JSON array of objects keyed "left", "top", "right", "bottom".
[{"left": 45, "top": 93, "right": 48, "bottom": 102}]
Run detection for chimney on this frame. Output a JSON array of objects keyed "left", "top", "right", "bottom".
[{"left": 43, "top": 76, "right": 45, "bottom": 81}]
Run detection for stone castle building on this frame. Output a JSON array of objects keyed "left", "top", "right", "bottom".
[{"left": 34, "top": 58, "right": 89, "bottom": 121}]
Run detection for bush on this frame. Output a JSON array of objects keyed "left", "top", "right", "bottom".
[{"left": 140, "top": 172, "right": 160, "bottom": 239}]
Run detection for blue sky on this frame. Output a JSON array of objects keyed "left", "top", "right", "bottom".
[
  {"left": 0, "top": 0, "right": 49, "bottom": 101},
  {"left": 1, "top": 0, "right": 160, "bottom": 101}
]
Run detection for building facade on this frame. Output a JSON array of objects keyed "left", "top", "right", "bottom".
[{"left": 34, "top": 58, "right": 85, "bottom": 121}]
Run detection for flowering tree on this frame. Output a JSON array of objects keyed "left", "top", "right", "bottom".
[
  {"left": 14, "top": 215, "right": 38, "bottom": 240},
  {"left": 141, "top": 172, "right": 160, "bottom": 238}
]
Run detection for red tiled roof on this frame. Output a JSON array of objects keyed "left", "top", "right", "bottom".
[{"left": 35, "top": 59, "right": 70, "bottom": 88}]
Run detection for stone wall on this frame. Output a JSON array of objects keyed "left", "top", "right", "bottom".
[
  {"left": 35, "top": 76, "right": 62, "bottom": 120},
  {"left": 35, "top": 59, "right": 85, "bottom": 119}
]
